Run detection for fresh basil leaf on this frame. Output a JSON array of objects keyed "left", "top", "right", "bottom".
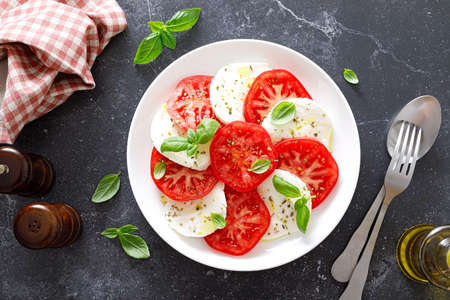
[
  {"left": 118, "top": 233, "right": 150, "bottom": 259},
  {"left": 119, "top": 224, "right": 139, "bottom": 234},
  {"left": 161, "top": 29, "right": 176, "bottom": 50},
  {"left": 161, "top": 137, "right": 189, "bottom": 152},
  {"left": 296, "top": 205, "right": 310, "bottom": 233},
  {"left": 248, "top": 159, "right": 271, "bottom": 174},
  {"left": 294, "top": 196, "right": 309, "bottom": 211},
  {"left": 148, "top": 21, "right": 164, "bottom": 32},
  {"left": 101, "top": 228, "right": 119, "bottom": 239},
  {"left": 272, "top": 175, "right": 301, "bottom": 198},
  {"left": 134, "top": 32, "right": 162, "bottom": 64},
  {"left": 187, "top": 128, "right": 199, "bottom": 144},
  {"left": 186, "top": 143, "right": 198, "bottom": 157},
  {"left": 271, "top": 101, "right": 296, "bottom": 125},
  {"left": 165, "top": 8, "right": 201, "bottom": 32},
  {"left": 343, "top": 68, "right": 359, "bottom": 84},
  {"left": 196, "top": 118, "right": 220, "bottom": 144},
  {"left": 153, "top": 162, "right": 166, "bottom": 180},
  {"left": 211, "top": 213, "right": 226, "bottom": 229},
  {"left": 92, "top": 172, "right": 121, "bottom": 203}
]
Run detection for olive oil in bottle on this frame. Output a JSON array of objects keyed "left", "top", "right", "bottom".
[
  {"left": 396, "top": 224, "right": 435, "bottom": 282},
  {"left": 396, "top": 224, "right": 450, "bottom": 290}
]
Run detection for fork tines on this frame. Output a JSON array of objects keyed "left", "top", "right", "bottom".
[{"left": 391, "top": 121, "right": 422, "bottom": 175}]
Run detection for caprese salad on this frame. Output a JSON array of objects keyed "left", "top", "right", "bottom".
[{"left": 150, "top": 63, "right": 339, "bottom": 256}]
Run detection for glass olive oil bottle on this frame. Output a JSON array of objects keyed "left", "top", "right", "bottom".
[{"left": 396, "top": 224, "right": 450, "bottom": 290}]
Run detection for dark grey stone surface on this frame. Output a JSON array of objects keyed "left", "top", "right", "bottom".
[{"left": 1, "top": 0, "right": 449, "bottom": 299}]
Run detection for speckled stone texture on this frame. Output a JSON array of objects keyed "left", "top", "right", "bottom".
[{"left": 1, "top": 0, "right": 449, "bottom": 299}]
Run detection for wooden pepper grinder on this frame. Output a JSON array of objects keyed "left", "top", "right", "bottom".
[
  {"left": 0, "top": 144, "right": 55, "bottom": 197},
  {"left": 13, "top": 202, "right": 82, "bottom": 249}
]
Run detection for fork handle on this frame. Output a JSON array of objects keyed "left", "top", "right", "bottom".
[
  {"left": 331, "top": 186, "right": 386, "bottom": 282},
  {"left": 339, "top": 201, "right": 389, "bottom": 300}
]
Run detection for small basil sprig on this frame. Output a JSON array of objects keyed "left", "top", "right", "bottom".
[
  {"left": 91, "top": 172, "right": 121, "bottom": 203},
  {"left": 101, "top": 225, "right": 150, "bottom": 259},
  {"left": 343, "top": 68, "right": 359, "bottom": 84},
  {"left": 211, "top": 213, "right": 226, "bottom": 229},
  {"left": 153, "top": 160, "right": 166, "bottom": 180},
  {"left": 271, "top": 101, "right": 296, "bottom": 125},
  {"left": 134, "top": 8, "right": 201, "bottom": 64},
  {"left": 161, "top": 118, "right": 220, "bottom": 157},
  {"left": 160, "top": 136, "right": 190, "bottom": 152},
  {"left": 248, "top": 158, "right": 271, "bottom": 174},
  {"left": 273, "top": 176, "right": 310, "bottom": 233},
  {"left": 196, "top": 119, "right": 219, "bottom": 144},
  {"left": 294, "top": 197, "right": 310, "bottom": 233},
  {"left": 187, "top": 128, "right": 199, "bottom": 144},
  {"left": 272, "top": 175, "right": 301, "bottom": 198}
]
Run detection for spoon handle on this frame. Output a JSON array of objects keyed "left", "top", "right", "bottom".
[
  {"left": 339, "top": 201, "right": 389, "bottom": 300},
  {"left": 331, "top": 186, "right": 385, "bottom": 282}
]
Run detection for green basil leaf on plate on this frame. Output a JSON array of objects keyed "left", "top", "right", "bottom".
[
  {"left": 134, "top": 32, "right": 162, "bottom": 64},
  {"left": 119, "top": 224, "right": 139, "bottom": 234},
  {"left": 248, "top": 158, "right": 271, "bottom": 174},
  {"left": 148, "top": 21, "right": 164, "bottom": 32},
  {"left": 165, "top": 8, "right": 201, "bottom": 32},
  {"left": 101, "top": 228, "right": 119, "bottom": 239},
  {"left": 153, "top": 162, "right": 166, "bottom": 180},
  {"left": 343, "top": 68, "right": 359, "bottom": 84},
  {"left": 186, "top": 143, "right": 199, "bottom": 157},
  {"left": 271, "top": 101, "right": 296, "bottom": 125},
  {"left": 211, "top": 213, "right": 226, "bottom": 229},
  {"left": 294, "top": 196, "right": 309, "bottom": 211},
  {"left": 272, "top": 175, "right": 301, "bottom": 198},
  {"left": 161, "top": 136, "right": 189, "bottom": 152},
  {"left": 118, "top": 233, "right": 150, "bottom": 259},
  {"left": 187, "top": 128, "right": 199, "bottom": 144},
  {"left": 296, "top": 205, "right": 310, "bottom": 233},
  {"left": 161, "top": 29, "right": 176, "bottom": 50},
  {"left": 91, "top": 172, "right": 121, "bottom": 203},
  {"left": 196, "top": 118, "right": 220, "bottom": 144}
]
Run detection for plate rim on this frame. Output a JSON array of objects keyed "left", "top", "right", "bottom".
[{"left": 127, "top": 38, "right": 361, "bottom": 271}]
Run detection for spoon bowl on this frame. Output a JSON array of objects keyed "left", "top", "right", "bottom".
[{"left": 387, "top": 95, "right": 441, "bottom": 159}]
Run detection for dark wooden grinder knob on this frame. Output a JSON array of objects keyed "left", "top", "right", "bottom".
[
  {"left": 13, "top": 202, "right": 82, "bottom": 249},
  {"left": 0, "top": 145, "right": 55, "bottom": 197}
]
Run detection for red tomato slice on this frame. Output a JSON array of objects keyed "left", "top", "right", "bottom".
[
  {"left": 209, "top": 121, "right": 277, "bottom": 192},
  {"left": 275, "top": 138, "right": 339, "bottom": 208},
  {"left": 244, "top": 69, "right": 312, "bottom": 124},
  {"left": 167, "top": 75, "right": 216, "bottom": 132},
  {"left": 204, "top": 186, "right": 270, "bottom": 256},
  {"left": 150, "top": 148, "right": 218, "bottom": 201}
]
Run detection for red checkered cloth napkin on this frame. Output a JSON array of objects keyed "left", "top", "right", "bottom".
[{"left": 0, "top": 0, "right": 127, "bottom": 143}]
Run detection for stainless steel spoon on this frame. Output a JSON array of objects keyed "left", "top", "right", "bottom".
[{"left": 331, "top": 95, "right": 441, "bottom": 283}]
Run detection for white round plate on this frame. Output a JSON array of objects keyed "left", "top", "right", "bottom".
[{"left": 127, "top": 39, "right": 360, "bottom": 271}]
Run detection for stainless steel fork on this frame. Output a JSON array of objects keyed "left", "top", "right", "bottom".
[{"left": 340, "top": 121, "right": 422, "bottom": 300}]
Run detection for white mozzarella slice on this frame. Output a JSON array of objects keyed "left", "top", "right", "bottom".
[
  {"left": 161, "top": 182, "right": 227, "bottom": 237},
  {"left": 262, "top": 98, "right": 334, "bottom": 150},
  {"left": 150, "top": 102, "right": 210, "bottom": 170},
  {"left": 257, "top": 169, "right": 312, "bottom": 241},
  {"left": 210, "top": 62, "right": 271, "bottom": 124}
]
